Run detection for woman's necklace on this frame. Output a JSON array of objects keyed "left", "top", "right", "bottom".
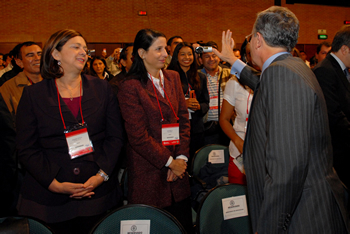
[{"left": 57, "top": 80, "right": 81, "bottom": 101}]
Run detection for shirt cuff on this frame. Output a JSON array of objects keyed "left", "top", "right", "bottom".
[
  {"left": 165, "top": 156, "right": 174, "bottom": 167},
  {"left": 176, "top": 155, "right": 188, "bottom": 162},
  {"left": 230, "top": 59, "right": 246, "bottom": 79}
]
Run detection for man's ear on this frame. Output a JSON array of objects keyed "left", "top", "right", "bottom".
[
  {"left": 15, "top": 59, "right": 23, "bottom": 69},
  {"left": 138, "top": 48, "right": 146, "bottom": 59},
  {"left": 52, "top": 49, "right": 61, "bottom": 61},
  {"left": 255, "top": 32, "right": 263, "bottom": 49},
  {"left": 340, "top": 45, "right": 349, "bottom": 55}
]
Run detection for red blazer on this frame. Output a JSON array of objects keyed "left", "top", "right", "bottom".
[{"left": 117, "top": 69, "right": 191, "bottom": 208}]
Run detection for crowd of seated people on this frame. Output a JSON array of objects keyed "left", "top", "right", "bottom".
[{"left": 1, "top": 9, "right": 349, "bottom": 233}]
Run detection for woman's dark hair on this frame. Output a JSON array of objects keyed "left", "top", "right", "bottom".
[
  {"left": 41, "top": 29, "right": 87, "bottom": 79},
  {"left": 89, "top": 56, "right": 109, "bottom": 77},
  {"left": 167, "top": 42, "right": 200, "bottom": 91},
  {"left": 240, "top": 38, "right": 249, "bottom": 64},
  {"left": 119, "top": 43, "right": 134, "bottom": 73},
  {"left": 126, "top": 29, "right": 166, "bottom": 84}
]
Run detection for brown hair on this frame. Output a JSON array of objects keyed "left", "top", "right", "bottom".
[{"left": 40, "top": 29, "right": 86, "bottom": 79}]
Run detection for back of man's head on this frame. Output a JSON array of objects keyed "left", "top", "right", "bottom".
[
  {"left": 167, "top": 36, "right": 183, "bottom": 46},
  {"left": 331, "top": 25, "right": 350, "bottom": 53},
  {"left": 316, "top": 41, "right": 331, "bottom": 54},
  {"left": 253, "top": 6, "right": 299, "bottom": 52},
  {"left": 9, "top": 43, "right": 23, "bottom": 67}
]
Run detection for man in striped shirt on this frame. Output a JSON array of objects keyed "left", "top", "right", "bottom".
[{"left": 198, "top": 41, "right": 232, "bottom": 146}]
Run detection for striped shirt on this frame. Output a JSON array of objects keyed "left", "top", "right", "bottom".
[{"left": 206, "top": 71, "right": 223, "bottom": 122}]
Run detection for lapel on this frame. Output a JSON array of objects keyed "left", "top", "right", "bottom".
[
  {"left": 328, "top": 55, "right": 350, "bottom": 93},
  {"left": 145, "top": 70, "right": 171, "bottom": 107},
  {"left": 243, "top": 81, "right": 260, "bottom": 156},
  {"left": 45, "top": 79, "right": 78, "bottom": 126},
  {"left": 45, "top": 75, "right": 100, "bottom": 127}
]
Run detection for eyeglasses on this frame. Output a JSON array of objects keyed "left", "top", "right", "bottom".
[{"left": 245, "top": 33, "right": 253, "bottom": 43}]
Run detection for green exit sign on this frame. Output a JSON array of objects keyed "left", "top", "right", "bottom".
[{"left": 318, "top": 35, "right": 328, "bottom": 40}]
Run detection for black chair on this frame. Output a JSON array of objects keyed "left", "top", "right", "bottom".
[
  {"left": 0, "top": 216, "right": 52, "bottom": 233},
  {"left": 196, "top": 184, "right": 252, "bottom": 234},
  {"left": 90, "top": 204, "right": 186, "bottom": 234},
  {"left": 190, "top": 144, "right": 230, "bottom": 219}
]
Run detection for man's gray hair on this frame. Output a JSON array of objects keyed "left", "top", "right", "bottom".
[{"left": 253, "top": 6, "right": 299, "bottom": 52}]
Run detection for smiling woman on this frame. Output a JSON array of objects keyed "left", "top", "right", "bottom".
[
  {"left": 16, "top": 29, "right": 124, "bottom": 233},
  {"left": 117, "top": 29, "right": 193, "bottom": 233},
  {"left": 167, "top": 42, "right": 209, "bottom": 160}
]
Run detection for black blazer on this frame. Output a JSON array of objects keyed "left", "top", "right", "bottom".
[
  {"left": 178, "top": 69, "right": 209, "bottom": 134},
  {"left": 16, "top": 75, "right": 124, "bottom": 223},
  {"left": 313, "top": 54, "right": 350, "bottom": 189},
  {"left": 240, "top": 54, "right": 349, "bottom": 233}
]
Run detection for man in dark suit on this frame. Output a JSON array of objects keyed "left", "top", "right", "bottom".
[
  {"left": 214, "top": 6, "right": 349, "bottom": 233},
  {"left": 313, "top": 25, "right": 350, "bottom": 196}
]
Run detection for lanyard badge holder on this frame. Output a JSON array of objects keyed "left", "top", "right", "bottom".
[
  {"left": 55, "top": 79, "right": 94, "bottom": 160},
  {"left": 148, "top": 71, "right": 180, "bottom": 146}
]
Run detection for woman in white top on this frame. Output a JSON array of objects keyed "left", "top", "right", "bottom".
[{"left": 219, "top": 77, "right": 253, "bottom": 185}]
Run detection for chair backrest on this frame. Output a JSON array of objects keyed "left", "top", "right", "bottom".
[
  {"left": 0, "top": 216, "right": 52, "bottom": 234},
  {"left": 191, "top": 144, "right": 230, "bottom": 176},
  {"left": 90, "top": 204, "right": 186, "bottom": 234},
  {"left": 196, "top": 184, "right": 252, "bottom": 234}
]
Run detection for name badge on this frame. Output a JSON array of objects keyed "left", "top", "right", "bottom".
[
  {"left": 209, "top": 96, "right": 218, "bottom": 110},
  {"left": 162, "top": 123, "right": 180, "bottom": 146},
  {"left": 64, "top": 123, "right": 94, "bottom": 160}
]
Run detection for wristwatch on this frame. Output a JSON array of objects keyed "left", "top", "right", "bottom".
[{"left": 97, "top": 169, "right": 109, "bottom": 181}]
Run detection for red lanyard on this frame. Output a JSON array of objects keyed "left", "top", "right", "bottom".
[
  {"left": 246, "top": 89, "right": 252, "bottom": 123},
  {"left": 27, "top": 76, "right": 33, "bottom": 85},
  {"left": 148, "top": 72, "right": 179, "bottom": 122},
  {"left": 55, "top": 79, "right": 84, "bottom": 129},
  {"left": 185, "top": 83, "right": 193, "bottom": 96}
]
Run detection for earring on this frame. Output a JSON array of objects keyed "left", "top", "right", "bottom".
[{"left": 57, "top": 60, "right": 61, "bottom": 66}]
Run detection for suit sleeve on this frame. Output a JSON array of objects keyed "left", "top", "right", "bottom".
[
  {"left": 96, "top": 83, "right": 125, "bottom": 175},
  {"left": 314, "top": 66, "right": 350, "bottom": 138},
  {"left": 16, "top": 88, "right": 61, "bottom": 188},
  {"left": 173, "top": 73, "right": 191, "bottom": 158},
  {"left": 117, "top": 80, "right": 173, "bottom": 169},
  {"left": 239, "top": 66, "right": 261, "bottom": 91},
  {"left": 257, "top": 65, "right": 312, "bottom": 232}
]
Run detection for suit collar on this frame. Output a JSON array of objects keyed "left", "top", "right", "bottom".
[
  {"left": 327, "top": 54, "right": 350, "bottom": 92},
  {"left": 262, "top": 52, "right": 291, "bottom": 73},
  {"left": 145, "top": 70, "right": 172, "bottom": 106}
]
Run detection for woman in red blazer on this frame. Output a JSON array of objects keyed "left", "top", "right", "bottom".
[
  {"left": 16, "top": 29, "right": 124, "bottom": 233},
  {"left": 117, "top": 29, "right": 193, "bottom": 233}
]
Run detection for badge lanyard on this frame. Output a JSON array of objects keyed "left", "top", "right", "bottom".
[
  {"left": 55, "top": 79, "right": 94, "bottom": 159},
  {"left": 27, "top": 76, "right": 33, "bottom": 85},
  {"left": 148, "top": 72, "right": 180, "bottom": 146},
  {"left": 245, "top": 89, "right": 252, "bottom": 134},
  {"left": 207, "top": 71, "right": 222, "bottom": 113}
]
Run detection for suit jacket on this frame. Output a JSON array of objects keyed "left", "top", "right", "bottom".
[
  {"left": 16, "top": 75, "right": 124, "bottom": 223},
  {"left": 0, "top": 93, "right": 17, "bottom": 216},
  {"left": 313, "top": 54, "right": 350, "bottom": 189},
  {"left": 240, "top": 54, "right": 349, "bottom": 233},
  {"left": 117, "top": 69, "right": 191, "bottom": 208}
]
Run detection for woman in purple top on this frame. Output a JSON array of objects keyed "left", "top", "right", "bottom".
[{"left": 16, "top": 29, "right": 124, "bottom": 233}]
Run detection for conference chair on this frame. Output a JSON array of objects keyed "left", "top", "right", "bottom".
[
  {"left": 0, "top": 216, "right": 52, "bottom": 234},
  {"left": 196, "top": 183, "right": 252, "bottom": 234},
  {"left": 90, "top": 204, "right": 186, "bottom": 234}
]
